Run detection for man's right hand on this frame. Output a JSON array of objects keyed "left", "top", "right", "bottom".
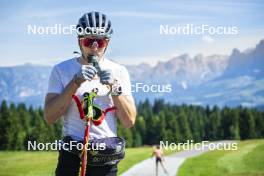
[{"left": 74, "top": 65, "right": 97, "bottom": 86}]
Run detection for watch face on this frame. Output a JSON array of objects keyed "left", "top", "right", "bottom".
[
  {"left": 111, "top": 84, "right": 122, "bottom": 96},
  {"left": 117, "top": 86, "right": 122, "bottom": 95}
]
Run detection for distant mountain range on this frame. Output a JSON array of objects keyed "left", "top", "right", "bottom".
[
  {"left": 127, "top": 54, "right": 228, "bottom": 85},
  {"left": 0, "top": 39, "right": 263, "bottom": 108},
  {"left": 0, "top": 64, "right": 51, "bottom": 107}
]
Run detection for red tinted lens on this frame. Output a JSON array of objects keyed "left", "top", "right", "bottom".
[
  {"left": 82, "top": 38, "right": 94, "bottom": 47},
  {"left": 96, "top": 39, "right": 107, "bottom": 48},
  {"left": 82, "top": 38, "right": 107, "bottom": 48}
]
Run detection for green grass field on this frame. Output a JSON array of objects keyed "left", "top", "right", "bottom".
[
  {"left": 0, "top": 151, "right": 57, "bottom": 176},
  {"left": 2, "top": 140, "right": 263, "bottom": 176},
  {"left": 0, "top": 146, "right": 175, "bottom": 176},
  {"left": 177, "top": 140, "right": 264, "bottom": 176}
]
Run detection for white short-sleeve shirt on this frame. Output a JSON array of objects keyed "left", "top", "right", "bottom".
[{"left": 47, "top": 57, "right": 132, "bottom": 141}]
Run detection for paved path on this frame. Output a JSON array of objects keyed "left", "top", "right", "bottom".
[{"left": 121, "top": 141, "right": 235, "bottom": 176}]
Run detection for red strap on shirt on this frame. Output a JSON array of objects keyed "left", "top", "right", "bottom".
[
  {"left": 72, "top": 95, "right": 85, "bottom": 119},
  {"left": 72, "top": 94, "right": 117, "bottom": 126},
  {"left": 92, "top": 106, "right": 117, "bottom": 126}
]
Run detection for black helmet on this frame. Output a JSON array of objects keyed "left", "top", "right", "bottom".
[{"left": 76, "top": 11, "right": 113, "bottom": 38}]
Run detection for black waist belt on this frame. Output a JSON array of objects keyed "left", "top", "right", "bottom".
[{"left": 61, "top": 136, "right": 126, "bottom": 166}]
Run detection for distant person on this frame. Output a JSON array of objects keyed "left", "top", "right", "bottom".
[{"left": 152, "top": 145, "right": 168, "bottom": 176}]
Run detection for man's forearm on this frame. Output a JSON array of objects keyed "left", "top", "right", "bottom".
[
  {"left": 44, "top": 79, "right": 79, "bottom": 124},
  {"left": 112, "top": 95, "right": 137, "bottom": 128}
]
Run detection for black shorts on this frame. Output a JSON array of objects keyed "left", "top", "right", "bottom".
[
  {"left": 156, "top": 157, "right": 162, "bottom": 163},
  {"left": 55, "top": 149, "right": 118, "bottom": 176}
]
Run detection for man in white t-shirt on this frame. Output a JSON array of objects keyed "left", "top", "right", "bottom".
[{"left": 44, "top": 11, "right": 136, "bottom": 176}]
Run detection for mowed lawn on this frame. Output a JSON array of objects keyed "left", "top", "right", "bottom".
[
  {"left": 0, "top": 151, "right": 57, "bottom": 176},
  {"left": 177, "top": 139, "right": 264, "bottom": 176},
  {"left": 0, "top": 146, "right": 174, "bottom": 176}
]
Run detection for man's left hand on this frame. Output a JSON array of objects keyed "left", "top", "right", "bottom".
[{"left": 99, "top": 69, "right": 115, "bottom": 85}]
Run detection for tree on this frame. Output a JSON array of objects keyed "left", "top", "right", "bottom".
[
  {"left": 207, "top": 106, "right": 221, "bottom": 140},
  {"left": 17, "top": 103, "right": 31, "bottom": 148},
  {"left": 133, "top": 131, "right": 142, "bottom": 147},
  {"left": 254, "top": 110, "right": 264, "bottom": 138},
  {"left": 239, "top": 108, "right": 257, "bottom": 139},
  {"left": 122, "top": 128, "right": 133, "bottom": 147},
  {"left": 229, "top": 109, "right": 240, "bottom": 140},
  {"left": 0, "top": 101, "right": 12, "bottom": 150},
  {"left": 166, "top": 111, "right": 180, "bottom": 143},
  {"left": 30, "top": 110, "right": 47, "bottom": 144},
  {"left": 177, "top": 110, "right": 192, "bottom": 142},
  {"left": 8, "top": 103, "right": 24, "bottom": 150},
  {"left": 135, "top": 116, "right": 146, "bottom": 143},
  {"left": 1, "top": 99, "right": 264, "bottom": 150},
  {"left": 188, "top": 109, "right": 201, "bottom": 142}
]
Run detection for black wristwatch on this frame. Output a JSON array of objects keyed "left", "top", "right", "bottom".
[{"left": 111, "top": 80, "right": 123, "bottom": 96}]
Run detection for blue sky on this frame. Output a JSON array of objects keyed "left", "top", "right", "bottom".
[{"left": 0, "top": 0, "right": 263, "bottom": 66}]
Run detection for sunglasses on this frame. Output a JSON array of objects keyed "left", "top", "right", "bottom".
[{"left": 81, "top": 38, "right": 108, "bottom": 48}]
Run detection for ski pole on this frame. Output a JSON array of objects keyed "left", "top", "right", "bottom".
[{"left": 80, "top": 89, "right": 97, "bottom": 176}]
